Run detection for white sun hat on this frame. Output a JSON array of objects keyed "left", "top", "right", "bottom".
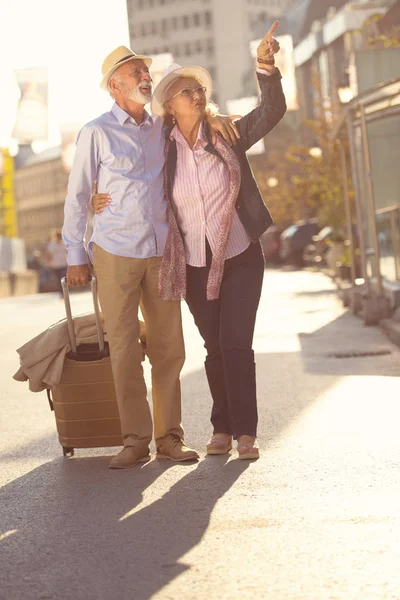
[
  {"left": 151, "top": 63, "right": 212, "bottom": 116},
  {"left": 100, "top": 46, "right": 153, "bottom": 90}
]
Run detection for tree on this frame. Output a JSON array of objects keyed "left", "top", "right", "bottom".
[{"left": 249, "top": 114, "right": 353, "bottom": 236}]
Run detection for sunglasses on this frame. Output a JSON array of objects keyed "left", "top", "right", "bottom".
[{"left": 168, "top": 86, "right": 207, "bottom": 101}]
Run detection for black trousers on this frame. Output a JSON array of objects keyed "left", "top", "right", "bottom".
[{"left": 186, "top": 240, "right": 264, "bottom": 439}]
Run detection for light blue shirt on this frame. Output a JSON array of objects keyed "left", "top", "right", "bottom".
[{"left": 63, "top": 102, "right": 168, "bottom": 265}]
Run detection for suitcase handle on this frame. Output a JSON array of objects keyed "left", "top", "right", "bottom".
[
  {"left": 46, "top": 388, "right": 54, "bottom": 411},
  {"left": 61, "top": 276, "right": 105, "bottom": 354}
]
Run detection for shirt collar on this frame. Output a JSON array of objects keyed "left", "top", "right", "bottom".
[
  {"left": 111, "top": 102, "right": 153, "bottom": 127},
  {"left": 170, "top": 121, "right": 207, "bottom": 149}
]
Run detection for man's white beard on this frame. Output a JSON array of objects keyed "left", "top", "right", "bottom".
[{"left": 127, "top": 84, "right": 153, "bottom": 104}]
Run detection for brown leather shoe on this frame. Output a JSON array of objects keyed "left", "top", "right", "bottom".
[
  {"left": 156, "top": 434, "right": 199, "bottom": 462},
  {"left": 109, "top": 446, "right": 151, "bottom": 469}
]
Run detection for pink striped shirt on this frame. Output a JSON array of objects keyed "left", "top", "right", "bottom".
[{"left": 170, "top": 123, "right": 251, "bottom": 267}]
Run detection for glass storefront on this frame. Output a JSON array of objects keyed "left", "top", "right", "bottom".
[
  {"left": 351, "top": 94, "right": 400, "bottom": 284},
  {"left": 376, "top": 207, "right": 400, "bottom": 282},
  {"left": 367, "top": 113, "right": 400, "bottom": 282}
]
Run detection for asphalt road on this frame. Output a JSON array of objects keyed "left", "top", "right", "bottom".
[{"left": 1, "top": 269, "right": 400, "bottom": 600}]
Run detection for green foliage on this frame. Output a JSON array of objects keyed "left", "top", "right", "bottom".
[
  {"left": 338, "top": 245, "right": 352, "bottom": 266},
  {"left": 363, "top": 14, "right": 400, "bottom": 49},
  {"left": 250, "top": 115, "right": 353, "bottom": 236}
]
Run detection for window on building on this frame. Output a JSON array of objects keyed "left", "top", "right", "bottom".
[
  {"left": 171, "top": 16, "right": 177, "bottom": 30},
  {"left": 195, "top": 40, "right": 203, "bottom": 53},
  {"left": 205, "top": 11, "right": 212, "bottom": 26},
  {"left": 193, "top": 13, "right": 200, "bottom": 27},
  {"left": 151, "top": 22, "right": 157, "bottom": 34},
  {"left": 185, "top": 43, "right": 192, "bottom": 57},
  {"left": 183, "top": 15, "right": 189, "bottom": 27}
]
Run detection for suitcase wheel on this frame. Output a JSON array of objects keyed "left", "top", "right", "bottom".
[{"left": 62, "top": 446, "right": 75, "bottom": 457}]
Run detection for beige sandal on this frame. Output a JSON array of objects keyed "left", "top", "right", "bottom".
[
  {"left": 206, "top": 434, "right": 232, "bottom": 455},
  {"left": 237, "top": 437, "right": 259, "bottom": 460}
]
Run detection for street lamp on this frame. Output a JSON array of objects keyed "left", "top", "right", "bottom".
[
  {"left": 267, "top": 176, "right": 278, "bottom": 188},
  {"left": 338, "top": 86, "right": 354, "bottom": 104},
  {"left": 309, "top": 147, "right": 323, "bottom": 158}
]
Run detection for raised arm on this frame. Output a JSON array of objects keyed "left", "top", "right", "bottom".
[{"left": 236, "top": 21, "right": 287, "bottom": 152}]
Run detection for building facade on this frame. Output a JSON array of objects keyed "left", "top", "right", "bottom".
[
  {"left": 14, "top": 148, "right": 68, "bottom": 255},
  {"left": 332, "top": 78, "right": 400, "bottom": 321},
  {"left": 127, "top": 0, "right": 294, "bottom": 109},
  {"left": 291, "top": 0, "right": 397, "bottom": 126}
]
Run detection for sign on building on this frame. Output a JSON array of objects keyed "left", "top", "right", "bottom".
[
  {"left": 149, "top": 52, "right": 174, "bottom": 90},
  {"left": 12, "top": 67, "right": 49, "bottom": 143},
  {"left": 0, "top": 148, "right": 18, "bottom": 238}
]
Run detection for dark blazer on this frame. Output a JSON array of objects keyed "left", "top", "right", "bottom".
[{"left": 165, "top": 68, "right": 287, "bottom": 241}]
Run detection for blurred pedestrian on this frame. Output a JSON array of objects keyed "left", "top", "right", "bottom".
[
  {"left": 44, "top": 229, "right": 67, "bottom": 297},
  {"left": 92, "top": 22, "right": 286, "bottom": 459},
  {"left": 27, "top": 249, "right": 43, "bottom": 271}
]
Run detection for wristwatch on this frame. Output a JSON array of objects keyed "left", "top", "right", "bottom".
[{"left": 257, "top": 57, "right": 275, "bottom": 65}]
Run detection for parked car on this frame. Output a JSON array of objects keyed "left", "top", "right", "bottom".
[
  {"left": 280, "top": 220, "right": 320, "bottom": 267},
  {"left": 303, "top": 226, "right": 333, "bottom": 267}
]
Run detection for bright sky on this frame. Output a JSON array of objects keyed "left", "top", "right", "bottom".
[{"left": 0, "top": 0, "right": 130, "bottom": 149}]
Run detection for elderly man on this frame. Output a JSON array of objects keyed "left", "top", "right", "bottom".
[{"left": 63, "top": 47, "right": 237, "bottom": 469}]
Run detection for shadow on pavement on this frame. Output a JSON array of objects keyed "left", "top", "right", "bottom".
[
  {"left": 1, "top": 432, "right": 65, "bottom": 462},
  {"left": 297, "top": 311, "right": 400, "bottom": 377},
  {"left": 0, "top": 451, "right": 247, "bottom": 600}
]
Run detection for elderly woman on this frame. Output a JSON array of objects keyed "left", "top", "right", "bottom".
[{"left": 93, "top": 22, "right": 286, "bottom": 459}]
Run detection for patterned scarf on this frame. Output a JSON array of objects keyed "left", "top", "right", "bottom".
[{"left": 158, "top": 133, "right": 242, "bottom": 301}]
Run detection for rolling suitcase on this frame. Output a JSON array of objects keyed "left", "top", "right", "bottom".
[{"left": 47, "top": 276, "right": 123, "bottom": 456}]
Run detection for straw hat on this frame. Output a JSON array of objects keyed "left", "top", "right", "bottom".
[
  {"left": 151, "top": 63, "right": 212, "bottom": 116},
  {"left": 100, "top": 46, "right": 152, "bottom": 90}
]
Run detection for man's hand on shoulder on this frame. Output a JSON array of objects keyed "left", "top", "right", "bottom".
[
  {"left": 66, "top": 264, "right": 91, "bottom": 287},
  {"left": 206, "top": 114, "right": 242, "bottom": 146}
]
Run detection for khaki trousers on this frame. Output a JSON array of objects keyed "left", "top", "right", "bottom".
[{"left": 92, "top": 244, "right": 185, "bottom": 447}]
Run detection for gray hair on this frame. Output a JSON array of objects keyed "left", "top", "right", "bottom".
[
  {"left": 107, "top": 65, "right": 125, "bottom": 99},
  {"left": 108, "top": 77, "right": 119, "bottom": 99}
]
